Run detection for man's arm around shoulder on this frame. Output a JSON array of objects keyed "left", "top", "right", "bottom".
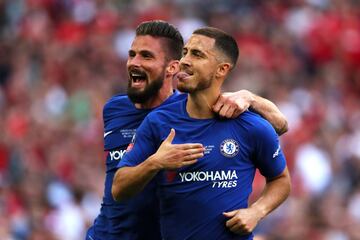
[{"left": 212, "top": 90, "right": 288, "bottom": 135}]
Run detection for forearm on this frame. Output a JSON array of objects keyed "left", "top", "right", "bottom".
[
  {"left": 250, "top": 168, "right": 291, "bottom": 219},
  {"left": 250, "top": 94, "right": 288, "bottom": 135},
  {"left": 112, "top": 155, "right": 161, "bottom": 201},
  {"left": 111, "top": 129, "right": 204, "bottom": 201}
]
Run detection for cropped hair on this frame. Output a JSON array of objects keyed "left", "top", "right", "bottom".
[
  {"left": 193, "top": 27, "right": 239, "bottom": 67},
  {"left": 136, "top": 20, "right": 184, "bottom": 60}
]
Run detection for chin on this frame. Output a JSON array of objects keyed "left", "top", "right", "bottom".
[
  {"left": 129, "top": 86, "right": 145, "bottom": 93},
  {"left": 177, "top": 85, "right": 188, "bottom": 93},
  {"left": 177, "top": 87, "right": 193, "bottom": 93}
]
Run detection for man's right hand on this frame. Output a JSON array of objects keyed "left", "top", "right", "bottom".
[{"left": 148, "top": 128, "right": 204, "bottom": 170}]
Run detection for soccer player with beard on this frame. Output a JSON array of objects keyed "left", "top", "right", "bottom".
[
  {"left": 87, "top": 21, "right": 288, "bottom": 240},
  {"left": 112, "top": 27, "right": 291, "bottom": 240}
]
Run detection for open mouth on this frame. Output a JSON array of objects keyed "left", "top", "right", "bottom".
[{"left": 129, "top": 69, "right": 147, "bottom": 88}]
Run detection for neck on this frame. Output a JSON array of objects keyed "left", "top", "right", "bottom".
[
  {"left": 186, "top": 87, "right": 220, "bottom": 119},
  {"left": 134, "top": 79, "right": 173, "bottom": 109}
]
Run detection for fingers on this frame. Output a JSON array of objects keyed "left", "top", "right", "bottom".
[
  {"left": 231, "top": 109, "right": 244, "bottom": 118},
  {"left": 224, "top": 210, "right": 238, "bottom": 229},
  {"left": 184, "top": 151, "right": 204, "bottom": 161},
  {"left": 223, "top": 210, "right": 238, "bottom": 218},
  {"left": 174, "top": 153, "right": 200, "bottom": 168},
  {"left": 218, "top": 104, "right": 230, "bottom": 117},
  {"left": 222, "top": 105, "right": 237, "bottom": 118},
  {"left": 224, "top": 210, "right": 255, "bottom": 236},
  {"left": 158, "top": 142, "right": 204, "bottom": 169},
  {"left": 164, "top": 128, "right": 176, "bottom": 143},
  {"left": 181, "top": 159, "right": 198, "bottom": 166},
  {"left": 213, "top": 98, "right": 243, "bottom": 118},
  {"left": 225, "top": 217, "right": 237, "bottom": 229},
  {"left": 176, "top": 144, "right": 204, "bottom": 161},
  {"left": 212, "top": 95, "right": 225, "bottom": 113},
  {"left": 167, "top": 153, "right": 200, "bottom": 169},
  {"left": 174, "top": 146, "right": 204, "bottom": 169},
  {"left": 224, "top": 213, "right": 238, "bottom": 229},
  {"left": 229, "top": 225, "right": 250, "bottom": 235},
  {"left": 213, "top": 91, "right": 253, "bottom": 119},
  {"left": 178, "top": 143, "right": 204, "bottom": 150},
  {"left": 225, "top": 216, "right": 251, "bottom": 236}
]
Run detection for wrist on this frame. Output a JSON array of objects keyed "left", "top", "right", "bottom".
[
  {"left": 248, "top": 92, "right": 256, "bottom": 108},
  {"left": 249, "top": 203, "right": 268, "bottom": 220},
  {"left": 146, "top": 154, "right": 163, "bottom": 172}
]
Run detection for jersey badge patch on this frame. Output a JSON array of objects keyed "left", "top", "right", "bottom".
[
  {"left": 220, "top": 139, "right": 239, "bottom": 157},
  {"left": 126, "top": 133, "right": 136, "bottom": 152}
]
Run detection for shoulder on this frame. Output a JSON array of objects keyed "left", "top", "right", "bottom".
[
  {"left": 235, "top": 110, "right": 275, "bottom": 136},
  {"left": 156, "top": 91, "right": 186, "bottom": 109},
  {"left": 139, "top": 99, "right": 186, "bottom": 131},
  {"left": 166, "top": 91, "right": 187, "bottom": 103},
  {"left": 102, "top": 94, "right": 143, "bottom": 126},
  {"left": 103, "top": 94, "right": 136, "bottom": 116},
  {"left": 104, "top": 94, "right": 132, "bottom": 110},
  {"left": 149, "top": 98, "right": 185, "bottom": 120}
]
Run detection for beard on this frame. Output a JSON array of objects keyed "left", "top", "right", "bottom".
[
  {"left": 127, "top": 75, "right": 164, "bottom": 104},
  {"left": 177, "top": 76, "right": 212, "bottom": 93}
]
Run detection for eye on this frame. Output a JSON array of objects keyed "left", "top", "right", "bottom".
[
  {"left": 182, "top": 49, "right": 187, "bottom": 57},
  {"left": 140, "top": 50, "right": 154, "bottom": 59},
  {"left": 142, "top": 53, "right": 152, "bottom": 59},
  {"left": 128, "top": 51, "right": 135, "bottom": 58},
  {"left": 192, "top": 50, "right": 202, "bottom": 57}
]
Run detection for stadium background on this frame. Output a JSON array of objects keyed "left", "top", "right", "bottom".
[{"left": 0, "top": 0, "right": 360, "bottom": 239}]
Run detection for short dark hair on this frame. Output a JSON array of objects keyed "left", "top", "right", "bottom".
[
  {"left": 193, "top": 27, "right": 239, "bottom": 67},
  {"left": 136, "top": 20, "right": 184, "bottom": 60}
]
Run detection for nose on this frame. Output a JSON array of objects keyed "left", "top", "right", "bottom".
[{"left": 179, "top": 54, "right": 191, "bottom": 70}]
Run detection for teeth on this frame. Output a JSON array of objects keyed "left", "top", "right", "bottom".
[{"left": 131, "top": 73, "right": 143, "bottom": 77}]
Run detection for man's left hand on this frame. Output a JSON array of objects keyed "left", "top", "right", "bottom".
[{"left": 223, "top": 207, "right": 262, "bottom": 235}]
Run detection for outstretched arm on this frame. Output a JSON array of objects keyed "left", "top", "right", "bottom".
[
  {"left": 112, "top": 129, "right": 204, "bottom": 201},
  {"left": 212, "top": 90, "right": 288, "bottom": 135},
  {"left": 223, "top": 167, "right": 291, "bottom": 235}
]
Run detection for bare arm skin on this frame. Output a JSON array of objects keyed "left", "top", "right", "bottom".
[
  {"left": 112, "top": 129, "right": 204, "bottom": 201},
  {"left": 223, "top": 167, "right": 291, "bottom": 235},
  {"left": 213, "top": 90, "right": 288, "bottom": 135}
]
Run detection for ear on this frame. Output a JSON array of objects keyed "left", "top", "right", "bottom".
[
  {"left": 166, "top": 60, "right": 180, "bottom": 75},
  {"left": 215, "top": 63, "right": 231, "bottom": 78}
]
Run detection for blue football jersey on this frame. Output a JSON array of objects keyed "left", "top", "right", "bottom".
[
  {"left": 119, "top": 97, "right": 286, "bottom": 240},
  {"left": 86, "top": 91, "right": 185, "bottom": 240}
]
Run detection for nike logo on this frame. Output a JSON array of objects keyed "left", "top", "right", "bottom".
[{"left": 104, "top": 131, "right": 113, "bottom": 138}]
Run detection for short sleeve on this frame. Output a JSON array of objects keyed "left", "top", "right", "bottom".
[
  {"left": 117, "top": 116, "right": 159, "bottom": 168},
  {"left": 252, "top": 119, "right": 286, "bottom": 179}
]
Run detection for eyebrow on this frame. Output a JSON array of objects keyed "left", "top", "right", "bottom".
[
  {"left": 129, "top": 49, "right": 155, "bottom": 57},
  {"left": 183, "top": 47, "right": 206, "bottom": 56}
]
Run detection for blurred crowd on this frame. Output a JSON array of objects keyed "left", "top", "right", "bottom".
[{"left": 0, "top": 0, "right": 359, "bottom": 239}]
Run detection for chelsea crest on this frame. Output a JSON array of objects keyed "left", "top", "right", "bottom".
[{"left": 220, "top": 139, "right": 239, "bottom": 157}]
